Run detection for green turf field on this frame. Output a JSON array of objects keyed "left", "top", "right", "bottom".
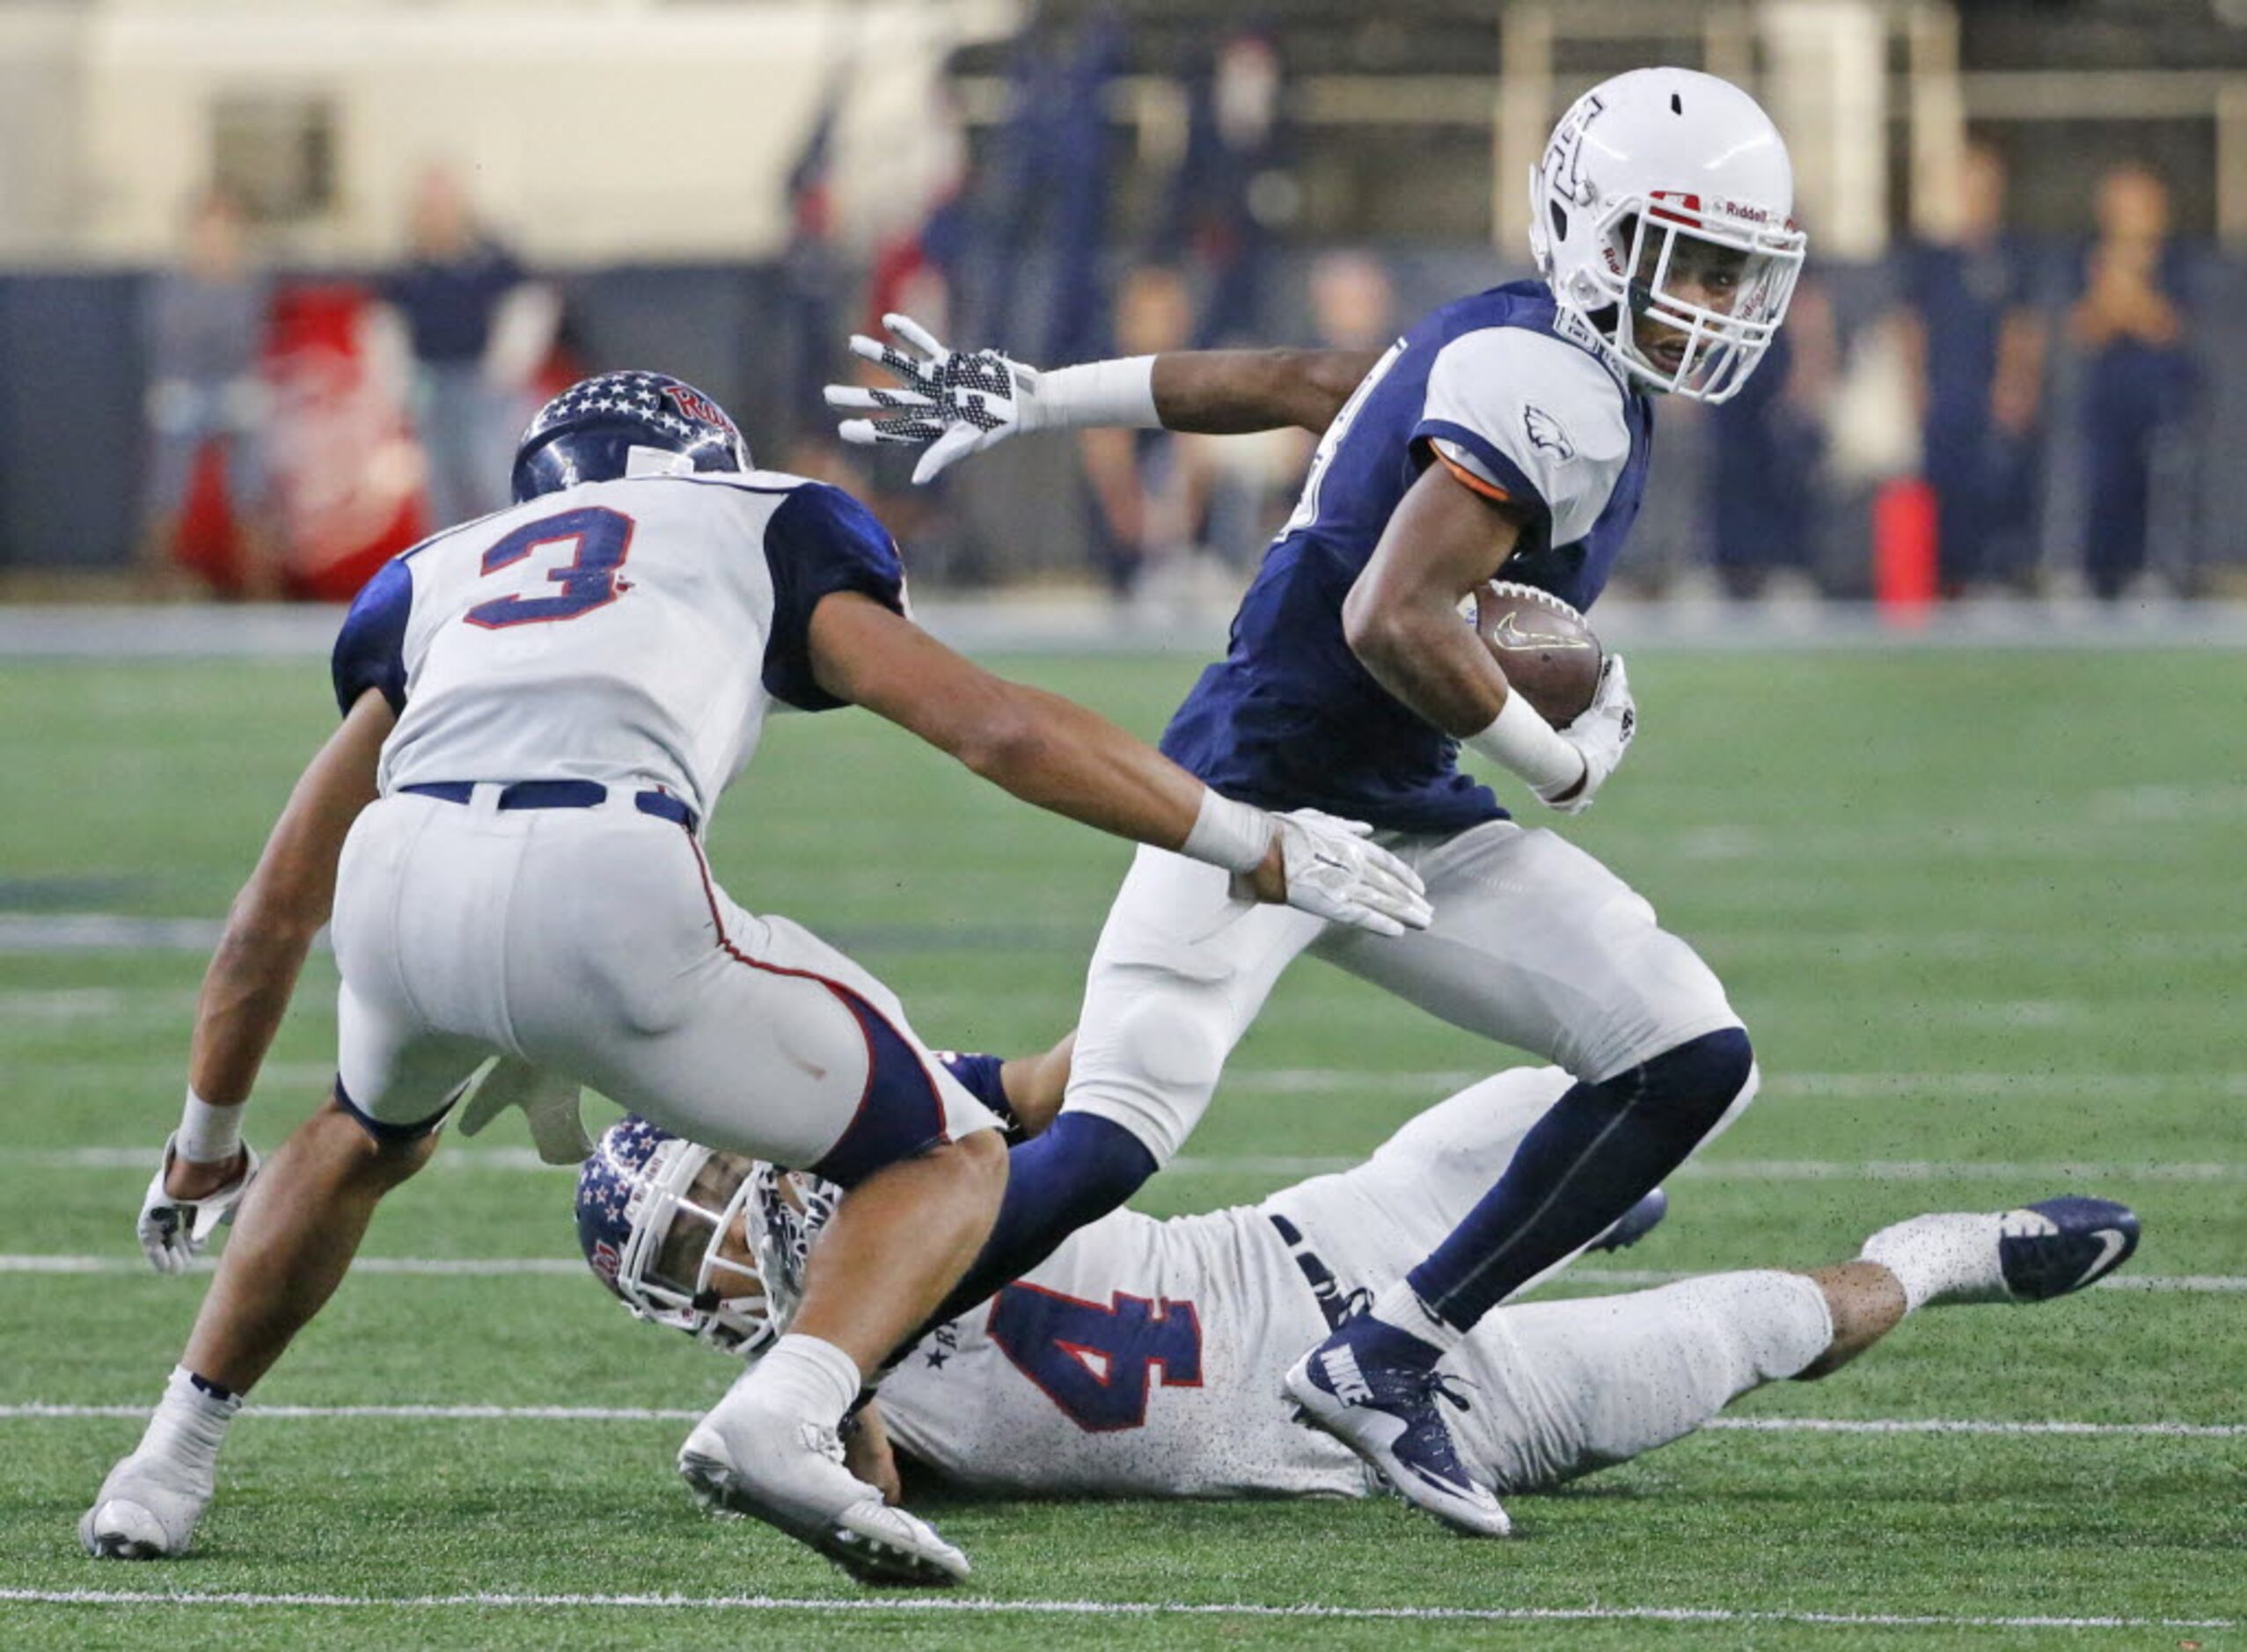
[{"left": 2, "top": 647, "right": 2242, "bottom": 1649}]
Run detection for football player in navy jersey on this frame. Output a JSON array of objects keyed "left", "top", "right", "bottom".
[
  {"left": 83, "top": 373, "right": 1428, "bottom": 1583},
  {"left": 829, "top": 67, "right": 1808, "bottom": 1535}
]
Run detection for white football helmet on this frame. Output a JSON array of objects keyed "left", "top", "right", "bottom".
[{"left": 1527, "top": 67, "right": 1806, "bottom": 404}]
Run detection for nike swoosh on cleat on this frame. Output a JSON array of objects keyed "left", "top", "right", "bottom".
[{"left": 2074, "top": 1228, "right": 2128, "bottom": 1291}]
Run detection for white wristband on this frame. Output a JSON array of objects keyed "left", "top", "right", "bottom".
[
  {"left": 1180, "top": 788, "right": 1276, "bottom": 874},
  {"left": 176, "top": 1087, "right": 245, "bottom": 1165},
  {"left": 1032, "top": 357, "right": 1160, "bottom": 431},
  {"left": 1465, "top": 690, "right": 1586, "bottom": 795}
]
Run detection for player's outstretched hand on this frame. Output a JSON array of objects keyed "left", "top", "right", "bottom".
[
  {"left": 1270, "top": 809, "right": 1433, "bottom": 938},
  {"left": 136, "top": 1136, "right": 261, "bottom": 1275},
  {"left": 826, "top": 313, "right": 1043, "bottom": 485},
  {"left": 1540, "top": 654, "right": 1637, "bottom": 815}
]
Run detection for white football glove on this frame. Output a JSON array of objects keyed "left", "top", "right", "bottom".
[
  {"left": 1266, "top": 808, "right": 1434, "bottom": 939},
  {"left": 1537, "top": 654, "right": 1638, "bottom": 815},
  {"left": 137, "top": 1135, "right": 261, "bottom": 1275},
  {"left": 826, "top": 314, "right": 1047, "bottom": 485}
]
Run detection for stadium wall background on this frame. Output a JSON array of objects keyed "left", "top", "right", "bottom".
[{"left": 7, "top": 246, "right": 2247, "bottom": 592}]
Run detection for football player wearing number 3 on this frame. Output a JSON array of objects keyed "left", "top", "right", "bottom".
[
  {"left": 827, "top": 69, "right": 1809, "bottom": 1535},
  {"left": 81, "top": 373, "right": 1430, "bottom": 1584}
]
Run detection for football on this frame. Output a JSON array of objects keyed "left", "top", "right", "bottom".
[{"left": 1463, "top": 580, "right": 1604, "bottom": 726}]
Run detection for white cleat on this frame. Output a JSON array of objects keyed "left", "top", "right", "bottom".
[
  {"left": 677, "top": 1409, "right": 970, "bottom": 1587},
  {"left": 79, "top": 1451, "right": 212, "bottom": 1560}
]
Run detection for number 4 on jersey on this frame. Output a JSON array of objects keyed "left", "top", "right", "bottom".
[{"left": 987, "top": 1283, "right": 1202, "bottom": 1433}]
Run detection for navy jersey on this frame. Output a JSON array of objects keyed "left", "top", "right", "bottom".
[{"left": 1160, "top": 281, "right": 1653, "bottom": 834}]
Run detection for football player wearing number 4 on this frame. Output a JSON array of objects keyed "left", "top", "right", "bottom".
[
  {"left": 579, "top": 1047, "right": 2142, "bottom": 1509},
  {"left": 83, "top": 373, "right": 1429, "bottom": 1584},
  {"left": 829, "top": 67, "right": 1809, "bottom": 1535}
]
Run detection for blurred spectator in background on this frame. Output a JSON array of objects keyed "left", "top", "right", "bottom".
[
  {"left": 380, "top": 165, "right": 557, "bottom": 526},
  {"left": 1081, "top": 266, "right": 1216, "bottom": 599},
  {"left": 1900, "top": 139, "right": 2047, "bottom": 595},
  {"left": 141, "top": 186, "right": 278, "bottom": 596},
  {"left": 2071, "top": 163, "right": 2196, "bottom": 600},
  {"left": 1706, "top": 276, "right": 1837, "bottom": 599},
  {"left": 1306, "top": 249, "right": 1397, "bottom": 355},
  {"left": 1197, "top": 247, "right": 1401, "bottom": 573}
]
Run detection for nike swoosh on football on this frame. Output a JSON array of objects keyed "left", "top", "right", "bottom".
[{"left": 1489, "top": 611, "right": 1596, "bottom": 651}]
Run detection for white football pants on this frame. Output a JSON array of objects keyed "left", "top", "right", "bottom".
[
  {"left": 1068, "top": 818, "right": 1745, "bottom": 1164},
  {"left": 329, "top": 788, "right": 998, "bottom": 1174}
]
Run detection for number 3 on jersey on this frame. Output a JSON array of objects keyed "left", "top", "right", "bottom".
[
  {"left": 465, "top": 506, "right": 635, "bottom": 630},
  {"left": 988, "top": 1284, "right": 1202, "bottom": 1433}
]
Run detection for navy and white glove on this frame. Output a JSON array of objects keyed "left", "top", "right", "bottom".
[
  {"left": 137, "top": 1136, "right": 261, "bottom": 1275},
  {"left": 1270, "top": 808, "right": 1434, "bottom": 939},
  {"left": 825, "top": 314, "right": 1043, "bottom": 486},
  {"left": 1539, "top": 654, "right": 1638, "bottom": 815}
]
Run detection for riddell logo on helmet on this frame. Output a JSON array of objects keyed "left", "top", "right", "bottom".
[
  {"left": 590, "top": 1239, "right": 621, "bottom": 1287},
  {"left": 662, "top": 384, "right": 736, "bottom": 432},
  {"left": 1704, "top": 194, "right": 1780, "bottom": 228}
]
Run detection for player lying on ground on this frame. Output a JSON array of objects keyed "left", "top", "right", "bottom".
[
  {"left": 82, "top": 375, "right": 1429, "bottom": 1585},
  {"left": 825, "top": 67, "right": 1810, "bottom": 1535},
  {"left": 580, "top": 1045, "right": 2142, "bottom": 1509}
]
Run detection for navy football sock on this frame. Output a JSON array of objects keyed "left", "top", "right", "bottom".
[
  {"left": 1402, "top": 1027, "right": 1754, "bottom": 1336},
  {"left": 915, "top": 1112, "right": 1157, "bottom": 1335}
]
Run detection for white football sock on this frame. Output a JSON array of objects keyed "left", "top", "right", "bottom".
[
  {"left": 1858, "top": 1212, "right": 2009, "bottom": 1312},
  {"left": 735, "top": 1334, "right": 861, "bottom": 1429},
  {"left": 136, "top": 1366, "right": 241, "bottom": 1477},
  {"left": 1368, "top": 1280, "right": 1468, "bottom": 1357}
]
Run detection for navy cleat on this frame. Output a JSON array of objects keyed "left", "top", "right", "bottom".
[
  {"left": 1997, "top": 1196, "right": 2141, "bottom": 1301},
  {"left": 1282, "top": 1312, "right": 1511, "bottom": 1538},
  {"left": 1588, "top": 1187, "right": 1668, "bottom": 1254},
  {"left": 1862, "top": 1195, "right": 2141, "bottom": 1308}
]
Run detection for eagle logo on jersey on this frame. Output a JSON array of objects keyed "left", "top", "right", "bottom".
[{"left": 1523, "top": 405, "right": 1577, "bottom": 462}]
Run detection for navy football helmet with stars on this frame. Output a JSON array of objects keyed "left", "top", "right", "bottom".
[
  {"left": 511, "top": 370, "right": 751, "bottom": 503},
  {"left": 575, "top": 1115, "right": 839, "bottom": 1359}
]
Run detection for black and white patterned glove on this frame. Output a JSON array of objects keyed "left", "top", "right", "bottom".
[{"left": 825, "top": 313, "right": 1046, "bottom": 485}]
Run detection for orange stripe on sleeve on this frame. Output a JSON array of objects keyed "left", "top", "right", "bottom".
[{"left": 1435, "top": 448, "right": 1512, "bottom": 504}]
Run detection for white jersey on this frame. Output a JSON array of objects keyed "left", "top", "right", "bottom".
[
  {"left": 874, "top": 1067, "right": 1827, "bottom": 1500},
  {"left": 880, "top": 1203, "right": 1370, "bottom": 1500},
  {"left": 331, "top": 471, "right": 908, "bottom": 826}
]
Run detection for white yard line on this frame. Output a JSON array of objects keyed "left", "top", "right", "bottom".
[
  {"left": 0, "top": 1587, "right": 2232, "bottom": 1632},
  {"left": 4, "top": 1251, "right": 2240, "bottom": 1295},
  {"left": 20, "top": 1143, "right": 2247, "bottom": 1184},
  {"left": 1559, "top": 1267, "right": 2247, "bottom": 1295},
  {"left": 4, "top": 1258, "right": 2247, "bottom": 1294},
  {"left": 5, "top": 1402, "right": 2237, "bottom": 1436},
  {"left": 1704, "top": 1417, "right": 2246, "bottom": 1438},
  {"left": 0, "top": 1254, "right": 582, "bottom": 1276}
]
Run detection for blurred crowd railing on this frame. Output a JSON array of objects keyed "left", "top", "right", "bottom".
[{"left": 5, "top": 238, "right": 2244, "bottom": 609}]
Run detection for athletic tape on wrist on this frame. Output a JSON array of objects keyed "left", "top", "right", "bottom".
[
  {"left": 1036, "top": 356, "right": 1160, "bottom": 429},
  {"left": 1181, "top": 789, "right": 1276, "bottom": 874},
  {"left": 1465, "top": 690, "right": 1586, "bottom": 795},
  {"left": 176, "top": 1088, "right": 245, "bottom": 1166}
]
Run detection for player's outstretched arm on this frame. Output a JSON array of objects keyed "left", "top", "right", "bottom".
[
  {"left": 807, "top": 593, "right": 1431, "bottom": 938},
  {"left": 139, "top": 690, "right": 392, "bottom": 1272},
  {"left": 826, "top": 313, "right": 1380, "bottom": 483}
]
